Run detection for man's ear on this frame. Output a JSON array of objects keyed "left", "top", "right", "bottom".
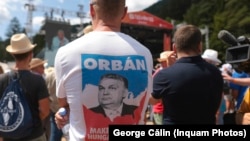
[
  {"left": 121, "top": 7, "right": 128, "bottom": 20},
  {"left": 90, "top": 4, "right": 95, "bottom": 18},
  {"left": 28, "top": 52, "right": 33, "bottom": 63},
  {"left": 172, "top": 43, "right": 178, "bottom": 58},
  {"left": 173, "top": 43, "right": 177, "bottom": 53},
  {"left": 124, "top": 89, "right": 129, "bottom": 97},
  {"left": 198, "top": 42, "right": 202, "bottom": 54}
]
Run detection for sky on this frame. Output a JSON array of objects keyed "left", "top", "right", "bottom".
[{"left": 0, "top": 0, "right": 159, "bottom": 40}]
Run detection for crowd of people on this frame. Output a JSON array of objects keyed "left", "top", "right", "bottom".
[{"left": 0, "top": 0, "right": 250, "bottom": 141}]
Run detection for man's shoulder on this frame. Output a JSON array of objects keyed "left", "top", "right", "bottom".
[
  {"left": 122, "top": 103, "right": 137, "bottom": 116},
  {"left": 21, "top": 71, "right": 47, "bottom": 87},
  {"left": 27, "top": 71, "right": 44, "bottom": 79},
  {"left": 89, "top": 105, "right": 103, "bottom": 111},
  {"left": 123, "top": 103, "right": 137, "bottom": 110},
  {"left": 52, "top": 36, "right": 58, "bottom": 40}
]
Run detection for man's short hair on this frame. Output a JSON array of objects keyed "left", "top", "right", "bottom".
[
  {"left": 57, "top": 29, "right": 65, "bottom": 34},
  {"left": 173, "top": 25, "right": 202, "bottom": 52},
  {"left": 100, "top": 73, "right": 128, "bottom": 89},
  {"left": 12, "top": 50, "right": 32, "bottom": 61},
  {"left": 91, "top": 0, "right": 126, "bottom": 21}
]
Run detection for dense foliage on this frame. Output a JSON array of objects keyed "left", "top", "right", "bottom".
[{"left": 145, "top": 0, "right": 250, "bottom": 63}]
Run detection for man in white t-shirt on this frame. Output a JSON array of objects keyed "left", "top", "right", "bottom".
[{"left": 54, "top": 0, "right": 153, "bottom": 140}]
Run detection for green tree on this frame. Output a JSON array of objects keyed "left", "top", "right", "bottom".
[
  {"left": 5, "top": 17, "right": 24, "bottom": 38},
  {"left": 183, "top": 0, "right": 226, "bottom": 61},
  {"left": 184, "top": 0, "right": 223, "bottom": 25},
  {"left": 1, "top": 17, "right": 26, "bottom": 61},
  {"left": 2, "top": 39, "right": 12, "bottom": 62},
  {"left": 211, "top": 0, "right": 250, "bottom": 62},
  {"left": 146, "top": 0, "right": 201, "bottom": 21},
  {"left": 0, "top": 40, "right": 4, "bottom": 61},
  {"left": 146, "top": 0, "right": 250, "bottom": 63}
]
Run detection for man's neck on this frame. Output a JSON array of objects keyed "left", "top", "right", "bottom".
[
  {"left": 93, "top": 20, "right": 121, "bottom": 32},
  {"left": 14, "top": 61, "right": 30, "bottom": 70},
  {"left": 177, "top": 52, "right": 201, "bottom": 59}
]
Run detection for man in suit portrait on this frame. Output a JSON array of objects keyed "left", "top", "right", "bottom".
[{"left": 90, "top": 73, "right": 137, "bottom": 121}]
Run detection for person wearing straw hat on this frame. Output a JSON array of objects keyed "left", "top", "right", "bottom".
[
  {"left": 30, "top": 58, "right": 47, "bottom": 78},
  {"left": 83, "top": 25, "right": 93, "bottom": 34},
  {"left": 157, "top": 51, "right": 177, "bottom": 68},
  {"left": 77, "top": 25, "right": 93, "bottom": 37},
  {"left": 151, "top": 51, "right": 176, "bottom": 125},
  {"left": 30, "top": 57, "right": 63, "bottom": 141},
  {"left": 29, "top": 57, "right": 51, "bottom": 139},
  {"left": 0, "top": 33, "right": 50, "bottom": 141}
]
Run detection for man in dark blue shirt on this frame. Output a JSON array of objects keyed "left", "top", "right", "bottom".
[{"left": 150, "top": 25, "right": 223, "bottom": 124}]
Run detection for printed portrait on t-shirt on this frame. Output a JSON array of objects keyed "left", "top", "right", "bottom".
[
  {"left": 89, "top": 73, "right": 138, "bottom": 121},
  {"left": 81, "top": 54, "right": 149, "bottom": 141}
]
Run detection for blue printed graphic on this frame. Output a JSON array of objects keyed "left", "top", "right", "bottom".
[{"left": 81, "top": 54, "right": 148, "bottom": 97}]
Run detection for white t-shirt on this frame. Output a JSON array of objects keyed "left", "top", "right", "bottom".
[{"left": 55, "top": 31, "right": 153, "bottom": 140}]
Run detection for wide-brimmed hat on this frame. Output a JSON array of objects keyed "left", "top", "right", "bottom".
[
  {"left": 6, "top": 33, "right": 36, "bottom": 54},
  {"left": 83, "top": 25, "right": 93, "bottom": 34},
  {"left": 157, "top": 51, "right": 174, "bottom": 62},
  {"left": 202, "top": 49, "right": 221, "bottom": 65},
  {"left": 29, "top": 58, "right": 47, "bottom": 69}
]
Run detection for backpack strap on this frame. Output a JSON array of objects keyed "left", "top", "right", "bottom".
[
  {"left": 8, "top": 71, "right": 21, "bottom": 81},
  {"left": 6, "top": 71, "right": 29, "bottom": 109},
  {"left": 7, "top": 71, "right": 29, "bottom": 100}
]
